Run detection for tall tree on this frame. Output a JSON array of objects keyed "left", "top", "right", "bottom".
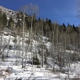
[
  {"left": 8, "top": 17, "right": 14, "bottom": 30},
  {"left": 2, "top": 13, "right": 7, "bottom": 26},
  {"left": 20, "top": 3, "right": 39, "bottom": 68}
]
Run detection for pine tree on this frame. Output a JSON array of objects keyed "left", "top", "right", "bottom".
[
  {"left": 2, "top": 13, "right": 7, "bottom": 25},
  {"left": 8, "top": 17, "right": 14, "bottom": 29}
]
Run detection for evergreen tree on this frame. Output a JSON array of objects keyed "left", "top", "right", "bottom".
[
  {"left": 2, "top": 13, "right": 7, "bottom": 25},
  {"left": 8, "top": 17, "right": 14, "bottom": 29}
]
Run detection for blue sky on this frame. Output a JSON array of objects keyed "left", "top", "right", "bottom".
[{"left": 0, "top": 0, "right": 80, "bottom": 26}]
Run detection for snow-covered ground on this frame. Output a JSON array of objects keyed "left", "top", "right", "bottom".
[
  {"left": 0, "top": 61, "right": 80, "bottom": 80},
  {"left": 0, "top": 31, "right": 80, "bottom": 80}
]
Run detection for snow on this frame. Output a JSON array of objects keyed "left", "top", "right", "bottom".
[
  {"left": 66, "top": 50, "right": 74, "bottom": 53},
  {"left": 0, "top": 6, "right": 17, "bottom": 23},
  {"left": 45, "top": 42, "right": 51, "bottom": 52},
  {"left": 7, "top": 17, "right": 10, "bottom": 20},
  {"left": 0, "top": 30, "right": 80, "bottom": 80}
]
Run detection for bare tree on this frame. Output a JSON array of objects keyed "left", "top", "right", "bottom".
[
  {"left": 77, "top": 0, "right": 80, "bottom": 18},
  {"left": 20, "top": 7, "right": 26, "bottom": 68},
  {"left": 26, "top": 3, "right": 39, "bottom": 67},
  {"left": 20, "top": 3, "right": 39, "bottom": 68}
]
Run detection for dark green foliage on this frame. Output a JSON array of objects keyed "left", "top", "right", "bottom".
[
  {"left": 33, "top": 56, "right": 40, "bottom": 65},
  {"left": 9, "top": 45, "right": 12, "bottom": 50},
  {"left": 59, "top": 23, "right": 66, "bottom": 32},
  {"left": 1, "top": 54, "right": 5, "bottom": 62},
  {"left": 0, "top": 11, "right": 2, "bottom": 22},
  {"left": 25, "top": 16, "right": 31, "bottom": 28},
  {"left": 7, "top": 17, "right": 14, "bottom": 29},
  {"left": 16, "top": 12, "right": 23, "bottom": 28},
  {"left": 2, "top": 13, "right": 7, "bottom": 25}
]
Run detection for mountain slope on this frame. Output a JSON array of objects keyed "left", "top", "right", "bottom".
[{"left": 0, "top": 6, "right": 17, "bottom": 22}]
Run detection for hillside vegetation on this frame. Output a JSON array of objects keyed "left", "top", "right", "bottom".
[{"left": 0, "top": 5, "right": 80, "bottom": 80}]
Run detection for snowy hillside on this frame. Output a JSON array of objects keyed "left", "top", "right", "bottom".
[
  {"left": 0, "top": 6, "right": 17, "bottom": 22},
  {"left": 0, "top": 6, "right": 80, "bottom": 80},
  {"left": 0, "top": 29, "right": 60, "bottom": 80},
  {"left": 0, "top": 28, "right": 80, "bottom": 80}
]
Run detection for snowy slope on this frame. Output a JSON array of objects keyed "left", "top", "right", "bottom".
[
  {"left": 0, "top": 6, "right": 17, "bottom": 22},
  {"left": 0, "top": 29, "right": 80, "bottom": 80},
  {"left": 0, "top": 29, "right": 66, "bottom": 80}
]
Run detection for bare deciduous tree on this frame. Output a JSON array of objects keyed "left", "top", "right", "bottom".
[{"left": 20, "top": 3, "right": 39, "bottom": 68}]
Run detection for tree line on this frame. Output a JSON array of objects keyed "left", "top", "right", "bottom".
[{"left": 0, "top": 4, "right": 80, "bottom": 68}]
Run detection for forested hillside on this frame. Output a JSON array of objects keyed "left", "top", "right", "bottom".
[{"left": 0, "top": 5, "right": 80, "bottom": 80}]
